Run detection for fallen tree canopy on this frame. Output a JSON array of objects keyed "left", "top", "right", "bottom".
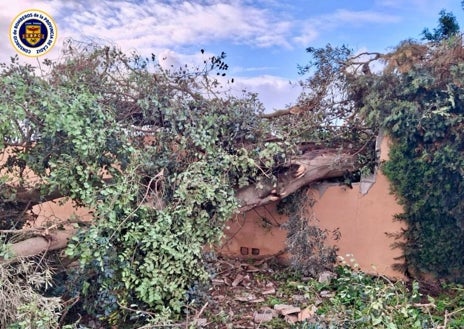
[
  {"left": 2, "top": 149, "right": 355, "bottom": 260},
  {"left": 0, "top": 41, "right": 375, "bottom": 325},
  {"left": 2, "top": 12, "right": 464, "bottom": 327}
]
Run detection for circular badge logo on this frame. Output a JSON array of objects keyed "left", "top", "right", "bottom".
[{"left": 9, "top": 9, "right": 58, "bottom": 57}]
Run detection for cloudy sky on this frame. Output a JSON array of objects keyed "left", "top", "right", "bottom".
[{"left": 2, "top": 0, "right": 463, "bottom": 111}]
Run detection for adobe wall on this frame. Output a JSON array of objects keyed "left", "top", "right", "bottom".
[{"left": 219, "top": 136, "right": 407, "bottom": 279}]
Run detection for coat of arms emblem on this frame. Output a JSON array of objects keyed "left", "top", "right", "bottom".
[{"left": 22, "top": 23, "right": 44, "bottom": 46}]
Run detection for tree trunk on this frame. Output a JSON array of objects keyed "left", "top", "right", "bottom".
[
  {"left": 1, "top": 228, "right": 76, "bottom": 263},
  {"left": 236, "top": 150, "right": 355, "bottom": 212}
]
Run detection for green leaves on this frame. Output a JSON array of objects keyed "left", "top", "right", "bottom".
[
  {"left": 295, "top": 35, "right": 464, "bottom": 281},
  {"left": 422, "top": 9, "right": 460, "bottom": 42},
  {"left": 370, "top": 41, "right": 464, "bottom": 279},
  {"left": 323, "top": 266, "right": 429, "bottom": 328},
  {"left": 7, "top": 43, "right": 287, "bottom": 325}
]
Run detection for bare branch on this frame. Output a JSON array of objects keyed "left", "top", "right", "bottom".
[
  {"left": 1, "top": 228, "right": 76, "bottom": 262},
  {"left": 259, "top": 105, "right": 306, "bottom": 119}
]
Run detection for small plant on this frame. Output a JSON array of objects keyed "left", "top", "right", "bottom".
[
  {"left": 279, "top": 188, "right": 338, "bottom": 278},
  {"left": 304, "top": 260, "right": 464, "bottom": 328}
]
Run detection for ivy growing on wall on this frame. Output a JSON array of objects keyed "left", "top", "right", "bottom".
[{"left": 360, "top": 37, "right": 464, "bottom": 280}]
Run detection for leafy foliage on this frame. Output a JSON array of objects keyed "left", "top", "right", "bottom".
[
  {"left": 296, "top": 29, "right": 464, "bottom": 280},
  {"left": 422, "top": 9, "right": 460, "bottom": 42},
  {"left": 54, "top": 44, "right": 287, "bottom": 324},
  {"left": 280, "top": 44, "right": 376, "bottom": 151},
  {"left": 362, "top": 37, "right": 464, "bottom": 279},
  {"left": 0, "top": 40, "right": 309, "bottom": 326}
]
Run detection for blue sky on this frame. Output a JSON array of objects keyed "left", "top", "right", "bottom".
[{"left": 2, "top": 0, "right": 463, "bottom": 111}]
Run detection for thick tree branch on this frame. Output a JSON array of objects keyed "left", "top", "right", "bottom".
[
  {"left": 0, "top": 228, "right": 76, "bottom": 262},
  {"left": 2, "top": 151, "right": 356, "bottom": 259},
  {"left": 14, "top": 186, "right": 64, "bottom": 205},
  {"left": 236, "top": 150, "right": 355, "bottom": 212}
]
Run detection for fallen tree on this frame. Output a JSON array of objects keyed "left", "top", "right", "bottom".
[
  {"left": 2, "top": 149, "right": 355, "bottom": 260},
  {"left": 0, "top": 41, "right": 374, "bottom": 325}
]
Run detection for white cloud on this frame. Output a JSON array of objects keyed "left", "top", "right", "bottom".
[
  {"left": 375, "top": 0, "right": 451, "bottom": 10},
  {"left": 232, "top": 66, "right": 280, "bottom": 74},
  {"left": 52, "top": 0, "right": 295, "bottom": 53},
  {"left": 308, "top": 9, "right": 400, "bottom": 32},
  {"left": 0, "top": 0, "right": 300, "bottom": 66},
  {"left": 328, "top": 9, "right": 400, "bottom": 25},
  {"left": 230, "top": 75, "right": 301, "bottom": 111},
  {"left": 0, "top": 1, "right": 301, "bottom": 111},
  {"left": 291, "top": 9, "right": 400, "bottom": 47},
  {"left": 292, "top": 25, "right": 319, "bottom": 46}
]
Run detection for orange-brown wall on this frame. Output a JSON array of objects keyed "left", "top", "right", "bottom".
[
  {"left": 219, "top": 136, "right": 406, "bottom": 279},
  {"left": 311, "top": 173, "right": 404, "bottom": 278},
  {"left": 220, "top": 202, "right": 289, "bottom": 263},
  {"left": 31, "top": 198, "right": 92, "bottom": 225},
  {"left": 1, "top": 148, "right": 92, "bottom": 227}
]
